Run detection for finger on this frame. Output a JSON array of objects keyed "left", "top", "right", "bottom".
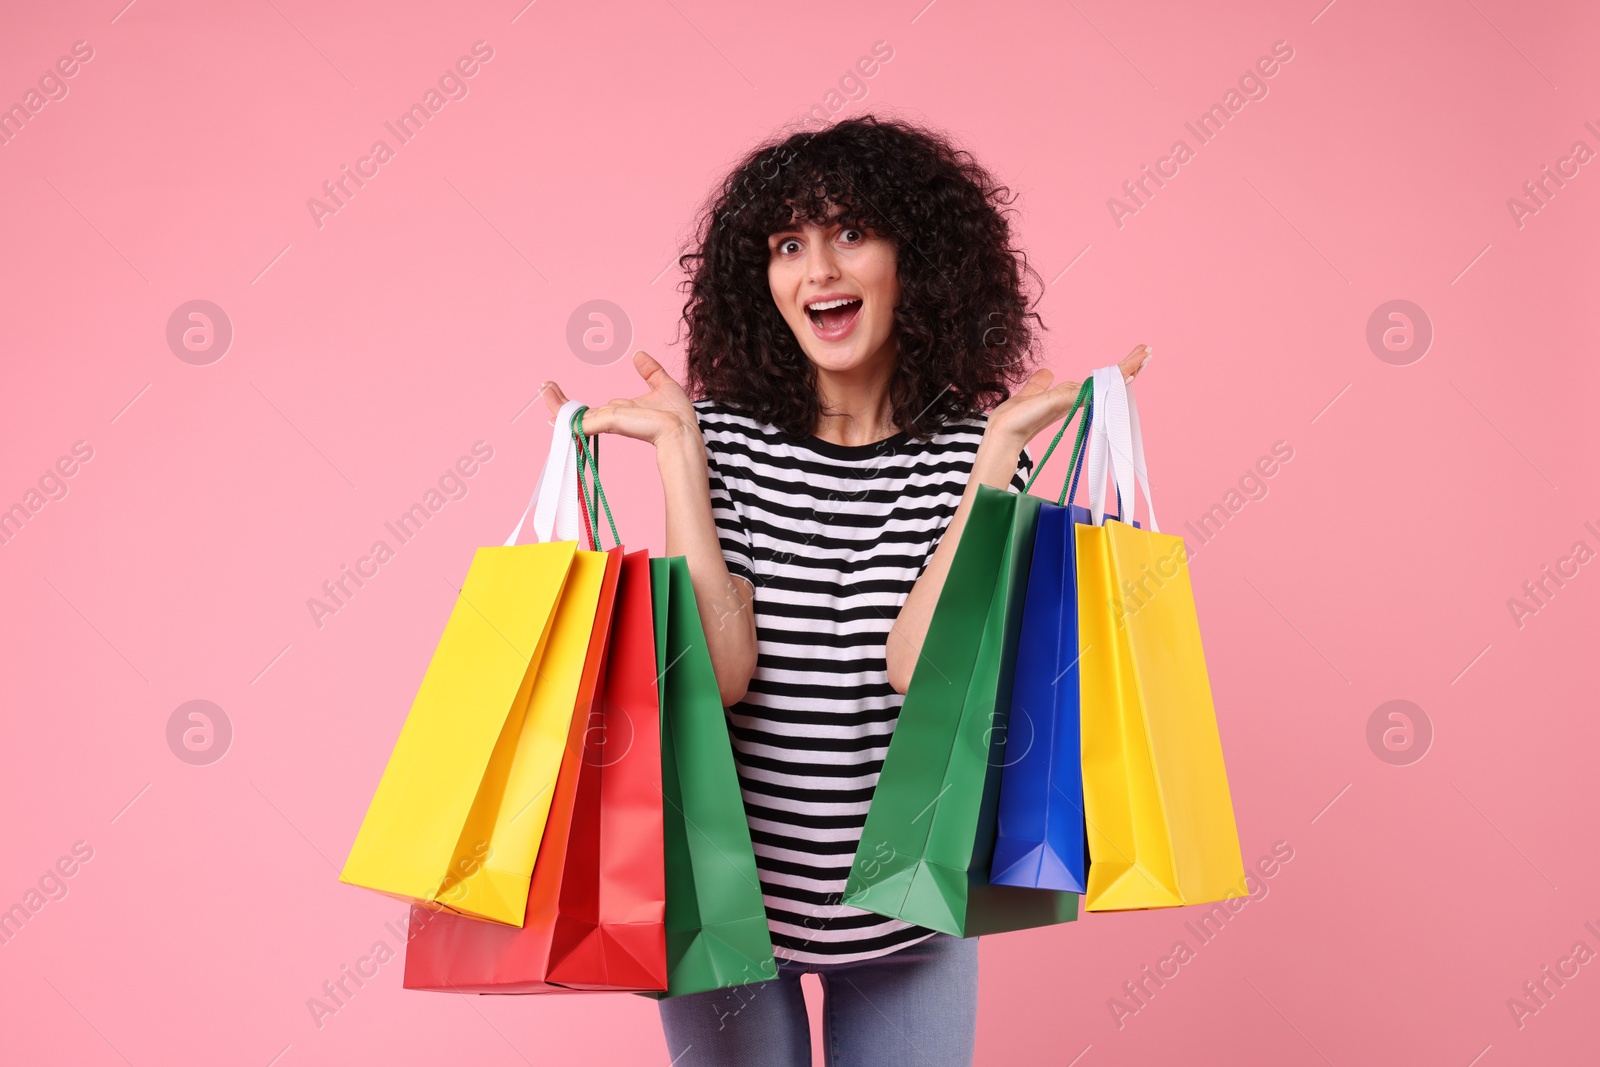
[
  {"left": 1016, "top": 367, "right": 1053, "bottom": 397},
  {"left": 572, "top": 403, "right": 613, "bottom": 435},
  {"left": 634, "top": 349, "right": 682, "bottom": 391},
  {"left": 1120, "top": 344, "right": 1153, "bottom": 382},
  {"left": 541, "top": 380, "right": 569, "bottom": 422},
  {"left": 634, "top": 349, "right": 662, "bottom": 380}
]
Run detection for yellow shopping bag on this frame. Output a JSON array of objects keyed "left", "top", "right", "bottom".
[
  {"left": 340, "top": 400, "right": 610, "bottom": 926},
  {"left": 1076, "top": 369, "right": 1245, "bottom": 911}
]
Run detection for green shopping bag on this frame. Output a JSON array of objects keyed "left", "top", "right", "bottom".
[
  {"left": 644, "top": 555, "right": 777, "bottom": 998},
  {"left": 842, "top": 482, "right": 1079, "bottom": 936}
]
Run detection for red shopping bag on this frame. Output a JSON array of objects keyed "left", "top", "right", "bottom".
[{"left": 403, "top": 547, "right": 668, "bottom": 992}]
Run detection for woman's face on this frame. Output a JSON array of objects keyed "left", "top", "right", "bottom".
[{"left": 767, "top": 207, "right": 900, "bottom": 378}]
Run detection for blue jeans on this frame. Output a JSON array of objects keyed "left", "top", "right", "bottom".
[{"left": 657, "top": 933, "right": 979, "bottom": 1067}]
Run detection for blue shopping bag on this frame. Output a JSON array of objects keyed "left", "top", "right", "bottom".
[{"left": 990, "top": 385, "right": 1131, "bottom": 893}]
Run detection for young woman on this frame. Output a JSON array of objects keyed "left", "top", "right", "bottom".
[{"left": 543, "top": 115, "right": 1148, "bottom": 1066}]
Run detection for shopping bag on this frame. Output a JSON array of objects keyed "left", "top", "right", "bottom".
[
  {"left": 841, "top": 448, "right": 1079, "bottom": 937},
  {"left": 403, "top": 551, "right": 669, "bottom": 990},
  {"left": 648, "top": 553, "right": 777, "bottom": 998},
  {"left": 1076, "top": 368, "right": 1246, "bottom": 910},
  {"left": 991, "top": 385, "right": 1138, "bottom": 893},
  {"left": 340, "top": 400, "right": 610, "bottom": 926},
  {"left": 403, "top": 421, "right": 667, "bottom": 992},
  {"left": 991, "top": 382, "right": 1098, "bottom": 893}
]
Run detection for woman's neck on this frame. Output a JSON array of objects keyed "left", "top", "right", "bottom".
[{"left": 810, "top": 353, "right": 899, "bottom": 447}]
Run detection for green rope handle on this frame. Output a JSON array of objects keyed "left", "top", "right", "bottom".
[
  {"left": 571, "top": 411, "right": 606, "bottom": 548},
  {"left": 1021, "top": 377, "right": 1094, "bottom": 500},
  {"left": 572, "top": 406, "right": 620, "bottom": 549},
  {"left": 1058, "top": 395, "right": 1094, "bottom": 507},
  {"left": 572, "top": 417, "right": 597, "bottom": 544},
  {"left": 572, "top": 422, "right": 598, "bottom": 550}
]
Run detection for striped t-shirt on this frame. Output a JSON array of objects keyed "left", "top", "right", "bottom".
[{"left": 692, "top": 397, "right": 1035, "bottom": 965}]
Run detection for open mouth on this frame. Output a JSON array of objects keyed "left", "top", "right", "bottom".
[{"left": 804, "top": 296, "right": 863, "bottom": 340}]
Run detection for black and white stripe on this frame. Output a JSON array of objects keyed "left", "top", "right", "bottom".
[{"left": 693, "top": 397, "right": 1033, "bottom": 964}]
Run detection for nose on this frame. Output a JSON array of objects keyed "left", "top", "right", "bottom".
[{"left": 803, "top": 239, "right": 840, "bottom": 286}]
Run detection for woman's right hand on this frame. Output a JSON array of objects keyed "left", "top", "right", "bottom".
[
  {"left": 547, "top": 349, "right": 755, "bottom": 704},
  {"left": 988, "top": 343, "right": 1153, "bottom": 451},
  {"left": 542, "top": 350, "right": 699, "bottom": 447}
]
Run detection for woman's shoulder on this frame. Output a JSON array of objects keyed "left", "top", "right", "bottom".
[
  {"left": 691, "top": 396, "right": 747, "bottom": 416},
  {"left": 922, "top": 411, "right": 1019, "bottom": 453},
  {"left": 691, "top": 396, "right": 771, "bottom": 437},
  {"left": 933, "top": 411, "right": 1036, "bottom": 476},
  {"left": 938, "top": 411, "right": 992, "bottom": 440},
  {"left": 691, "top": 398, "right": 787, "bottom": 469}
]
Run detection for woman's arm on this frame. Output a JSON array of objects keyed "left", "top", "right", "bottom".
[
  {"left": 656, "top": 425, "right": 759, "bottom": 706},
  {"left": 885, "top": 345, "right": 1152, "bottom": 694},
  {"left": 543, "top": 351, "right": 758, "bottom": 707},
  {"left": 884, "top": 426, "right": 1026, "bottom": 694}
]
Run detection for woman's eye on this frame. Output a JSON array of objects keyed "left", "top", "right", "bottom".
[
  {"left": 841, "top": 229, "right": 863, "bottom": 243},
  {"left": 777, "top": 238, "right": 801, "bottom": 255}
]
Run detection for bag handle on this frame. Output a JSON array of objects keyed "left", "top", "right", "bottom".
[
  {"left": 1123, "top": 378, "right": 1157, "bottom": 531},
  {"left": 1021, "top": 378, "right": 1093, "bottom": 498},
  {"left": 1019, "top": 378, "right": 1106, "bottom": 513},
  {"left": 1060, "top": 391, "right": 1094, "bottom": 508},
  {"left": 572, "top": 406, "right": 621, "bottom": 551},
  {"left": 505, "top": 398, "right": 586, "bottom": 546},
  {"left": 1086, "top": 368, "right": 1159, "bottom": 532}
]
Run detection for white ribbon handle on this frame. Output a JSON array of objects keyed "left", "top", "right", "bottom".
[
  {"left": 1084, "top": 367, "right": 1121, "bottom": 526},
  {"left": 504, "top": 398, "right": 585, "bottom": 547},
  {"left": 1123, "top": 378, "right": 1158, "bottom": 533},
  {"left": 1084, "top": 366, "right": 1159, "bottom": 532}
]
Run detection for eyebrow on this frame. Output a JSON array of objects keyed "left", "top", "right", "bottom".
[{"left": 768, "top": 215, "right": 852, "bottom": 240}]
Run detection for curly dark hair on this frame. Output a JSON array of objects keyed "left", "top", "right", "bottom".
[{"left": 675, "top": 114, "right": 1047, "bottom": 441}]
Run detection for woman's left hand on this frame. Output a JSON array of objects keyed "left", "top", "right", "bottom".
[{"left": 989, "top": 343, "right": 1152, "bottom": 448}]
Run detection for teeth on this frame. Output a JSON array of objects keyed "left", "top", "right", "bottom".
[{"left": 807, "top": 297, "right": 860, "bottom": 311}]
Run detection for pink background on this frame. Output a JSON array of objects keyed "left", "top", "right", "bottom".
[{"left": 2, "top": 0, "right": 1596, "bottom": 1064}]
